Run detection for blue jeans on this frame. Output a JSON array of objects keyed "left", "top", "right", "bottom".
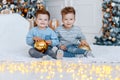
[
  {"left": 29, "top": 47, "right": 57, "bottom": 59},
  {"left": 63, "top": 44, "right": 86, "bottom": 57}
]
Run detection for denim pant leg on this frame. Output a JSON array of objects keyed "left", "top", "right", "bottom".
[
  {"left": 45, "top": 48, "right": 57, "bottom": 59},
  {"left": 45, "top": 47, "right": 57, "bottom": 59},
  {"left": 67, "top": 45, "right": 86, "bottom": 55},
  {"left": 29, "top": 48, "right": 45, "bottom": 58},
  {"left": 63, "top": 51, "right": 75, "bottom": 57}
]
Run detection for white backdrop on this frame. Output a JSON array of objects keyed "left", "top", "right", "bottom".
[
  {"left": 45, "top": 0, "right": 103, "bottom": 44},
  {"left": 0, "top": 14, "right": 31, "bottom": 61}
]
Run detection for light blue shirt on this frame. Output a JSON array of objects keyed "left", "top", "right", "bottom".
[
  {"left": 26, "top": 26, "right": 59, "bottom": 47},
  {"left": 55, "top": 25, "right": 86, "bottom": 46}
]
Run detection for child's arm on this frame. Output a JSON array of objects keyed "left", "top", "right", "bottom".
[
  {"left": 72, "top": 30, "right": 86, "bottom": 45},
  {"left": 77, "top": 28, "right": 87, "bottom": 45},
  {"left": 26, "top": 28, "right": 42, "bottom": 46},
  {"left": 50, "top": 30, "right": 59, "bottom": 46},
  {"left": 45, "top": 40, "right": 52, "bottom": 45},
  {"left": 26, "top": 29, "right": 35, "bottom": 46},
  {"left": 33, "top": 36, "right": 43, "bottom": 42}
]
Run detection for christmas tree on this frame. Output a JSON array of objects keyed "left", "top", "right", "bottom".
[
  {"left": 0, "top": 0, "right": 45, "bottom": 19},
  {"left": 94, "top": 0, "right": 120, "bottom": 46}
]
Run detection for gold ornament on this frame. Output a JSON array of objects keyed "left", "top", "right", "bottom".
[
  {"left": 49, "top": 19, "right": 59, "bottom": 30},
  {"left": 79, "top": 45, "right": 91, "bottom": 51},
  {"left": 37, "top": 4, "right": 45, "bottom": 10},
  {"left": 34, "top": 40, "right": 48, "bottom": 53},
  {"left": 23, "top": 8, "right": 28, "bottom": 14}
]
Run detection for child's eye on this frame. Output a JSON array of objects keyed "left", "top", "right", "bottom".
[
  {"left": 44, "top": 19, "right": 48, "bottom": 21},
  {"left": 70, "top": 19, "right": 73, "bottom": 20}
]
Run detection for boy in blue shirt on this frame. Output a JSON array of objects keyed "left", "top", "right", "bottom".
[
  {"left": 55, "top": 7, "right": 94, "bottom": 58},
  {"left": 26, "top": 9, "right": 62, "bottom": 59}
]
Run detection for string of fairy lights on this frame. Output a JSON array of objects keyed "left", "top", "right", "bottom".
[{"left": 0, "top": 60, "right": 120, "bottom": 80}]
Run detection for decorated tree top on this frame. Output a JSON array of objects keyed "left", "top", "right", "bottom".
[{"left": 0, "top": 0, "right": 46, "bottom": 19}]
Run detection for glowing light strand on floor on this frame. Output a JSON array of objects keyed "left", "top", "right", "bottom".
[{"left": 0, "top": 60, "right": 120, "bottom": 80}]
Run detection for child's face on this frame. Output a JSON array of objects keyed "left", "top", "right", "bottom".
[
  {"left": 62, "top": 13, "right": 75, "bottom": 28},
  {"left": 35, "top": 14, "right": 49, "bottom": 28}
]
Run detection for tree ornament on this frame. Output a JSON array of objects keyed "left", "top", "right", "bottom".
[
  {"left": 7, "top": 0, "right": 13, "bottom": 4},
  {"left": 104, "top": 12, "right": 111, "bottom": 18},
  {"left": 37, "top": 0, "right": 43, "bottom": 3},
  {"left": 26, "top": 6, "right": 35, "bottom": 19},
  {"left": 105, "top": 31, "right": 110, "bottom": 37},
  {"left": 103, "top": 24, "right": 108, "bottom": 28},
  {"left": 102, "top": 18, "right": 109, "bottom": 24},
  {"left": 10, "top": 4, "right": 15, "bottom": 13},
  {"left": 79, "top": 45, "right": 91, "bottom": 51},
  {"left": 23, "top": 8, "right": 28, "bottom": 13},
  {"left": 108, "top": 36, "right": 112, "bottom": 40},
  {"left": 106, "top": 8, "right": 111, "bottom": 12},
  {"left": 34, "top": 40, "right": 48, "bottom": 53},
  {"left": 112, "top": 37, "right": 116, "bottom": 42},
  {"left": 2, "top": 0, "right": 7, "bottom": 5},
  {"left": 108, "top": 18, "right": 112, "bottom": 22},
  {"left": 49, "top": 19, "right": 59, "bottom": 30}
]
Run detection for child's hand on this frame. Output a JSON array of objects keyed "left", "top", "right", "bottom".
[
  {"left": 60, "top": 45, "right": 67, "bottom": 50},
  {"left": 33, "top": 37, "right": 43, "bottom": 42},
  {"left": 80, "top": 40, "right": 89, "bottom": 46},
  {"left": 45, "top": 40, "right": 52, "bottom": 45}
]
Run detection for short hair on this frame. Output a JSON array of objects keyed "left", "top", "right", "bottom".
[
  {"left": 35, "top": 9, "right": 50, "bottom": 20},
  {"left": 61, "top": 6, "right": 75, "bottom": 16}
]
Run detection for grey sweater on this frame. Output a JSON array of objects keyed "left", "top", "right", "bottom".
[{"left": 55, "top": 25, "right": 86, "bottom": 47}]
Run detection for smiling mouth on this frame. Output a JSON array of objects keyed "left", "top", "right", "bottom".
[
  {"left": 41, "top": 23, "right": 45, "bottom": 25},
  {"left": 67, "top": 24, "right": 71, "bottom": 25}
]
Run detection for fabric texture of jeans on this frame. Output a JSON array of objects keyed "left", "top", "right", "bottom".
[
  {"left": 63, "top": 44, "right": 86, "bottom": 57},
  {"left": 29, "top": 47, "right": 57, "bottom": 59}
]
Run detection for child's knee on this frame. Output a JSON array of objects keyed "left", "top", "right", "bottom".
[{"left": 29, "top": 48, "right": 35, "bottom": 54}]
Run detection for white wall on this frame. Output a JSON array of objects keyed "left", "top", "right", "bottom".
[
  {"left": 0, "top": 14, "right": 29, "bottom": 53},
  {"left": 45, "top": 0, "right": 103, "bottom": 44}
]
